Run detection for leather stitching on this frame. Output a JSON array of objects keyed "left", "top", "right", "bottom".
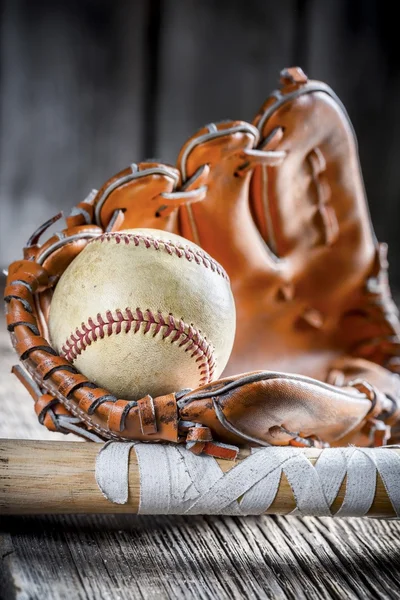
[
  {"left": 61, "top": 308, "right": 216, "bottom": 386},
  {"left": 95, "top": 232, "right": 229, "bottom": 281}
]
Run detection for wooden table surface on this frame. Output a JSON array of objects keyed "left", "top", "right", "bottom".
[{"left": 1, "top": 305, "right": 400, "bottom": 599}]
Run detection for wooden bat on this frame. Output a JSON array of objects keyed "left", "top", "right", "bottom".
[{"left": 0, "top": 440, "right": 397, "bottom": 517}]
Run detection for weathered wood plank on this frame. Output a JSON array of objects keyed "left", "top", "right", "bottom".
[
  {"left": 2, "top": 513, "right": 400, "bottom": 600},
  {"left": 0, "top": 0, "right": 147, "bottom": 270}
]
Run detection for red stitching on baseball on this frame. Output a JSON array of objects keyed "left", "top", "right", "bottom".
[
  {"left": 60, "top": 308, "right": 216, "bottom": 386},
  {"left": 93, "top": 232, "right": 229, "bottom": 281}
]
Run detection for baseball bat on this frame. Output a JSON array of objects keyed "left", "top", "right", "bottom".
[{"left": 0, "top": 440, "right": 398, "bottom": 517}]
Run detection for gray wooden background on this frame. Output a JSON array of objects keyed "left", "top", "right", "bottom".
[{"left": 1, "top": 0, "right": 400, "bottom": 286}]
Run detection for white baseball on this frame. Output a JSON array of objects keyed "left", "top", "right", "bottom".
[{"left": 49, "top": 228, "right": 236, "bottom": 401}]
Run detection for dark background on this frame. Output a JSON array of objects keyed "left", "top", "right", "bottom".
[{"left": 1, "top": 0, "right": 399, "bottom": 286}]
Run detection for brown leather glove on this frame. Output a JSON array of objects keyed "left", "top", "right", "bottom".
[{"left": 5, "top": 67, "right": 400, "bottom": 457}]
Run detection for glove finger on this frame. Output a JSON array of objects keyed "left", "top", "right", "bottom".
[
  {"left": 177, "top": 121, "right": 285, "bottom": 288},
  {"left": 251, "top": 67, "right": 377, "bottom": 306},
  {"left": 91, "top": 162, "right": 186, "bottom": 234}
]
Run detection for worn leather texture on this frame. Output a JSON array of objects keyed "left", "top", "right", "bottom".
[{"left": 4, "top": 67, "right": 400, "bottom": 456}]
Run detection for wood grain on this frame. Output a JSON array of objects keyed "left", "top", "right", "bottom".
[{"left": 2, "top": 514, "right": 400, "bottom": 600}]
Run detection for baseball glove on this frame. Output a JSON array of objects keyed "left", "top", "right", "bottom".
[{"left": 5, "top": 67, "right": 400, "bottom": 459}]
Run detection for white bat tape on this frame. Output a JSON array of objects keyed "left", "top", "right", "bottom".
[{"left": 95, "top": 442, "right": 400, "bottom": 517}]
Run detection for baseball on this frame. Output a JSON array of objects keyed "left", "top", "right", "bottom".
[{"left": 48, "top": 228, "right": 236, "bottom": 401}]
